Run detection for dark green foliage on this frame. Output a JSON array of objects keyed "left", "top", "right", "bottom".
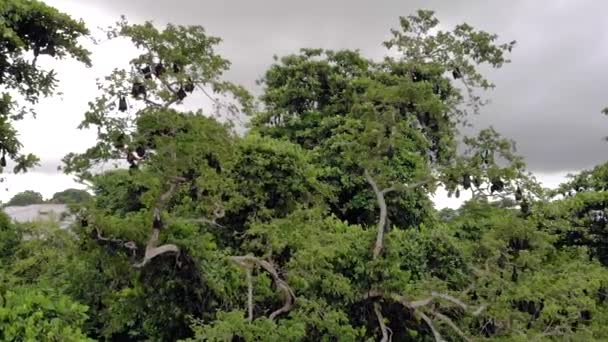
[
  {"left": 0, "top": 211, "right": 19, "bottom": 260},
  {"left": 0, "top": 287, "right": 92, "bottom": 341},
  {"left": 50, "top": 188, "right": 92, "bottom": 204},
  {"left": 3, "top": 6, "right": 608, "bottom": 342},
  {"left": 5, "top": 190, "right": 44, "bottom": 206}
]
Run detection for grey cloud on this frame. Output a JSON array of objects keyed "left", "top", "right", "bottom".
[{"left": 75, "top": 0, "right": 608, "bottom": 172}]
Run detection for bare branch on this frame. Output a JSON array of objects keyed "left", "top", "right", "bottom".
[
  {"left": 93, "top": 227, "right": 138, "bottom": 257},
  {"left": 269, "top": 279, "right": 294, "bottom": 320},
  {"left": 134, "top": 228, "right": 180, "bottom": 268},
  {"left": 364, "top": 169, "right": 389, "bottom": 259},
  {"left": 410, "top": 297, "right": 433, "bottom": 309},
  {"left": 411, "top": 292, "right": 485, "bottom": 316},
  {"left": 374, "top": 302, "right": 390, "bottom": 342},
  {"left": 416, "top": 311, "right": 444, "bottom": 342},
  {"left": 382, "top": 186, "right": 397, "bottom": 195},
  {"left": 230, "top": 255, "right": 296, "bottom": 321},
  {"left": 178, "top": 203, "right": 226, "bottom": 228},
  {"left": 365, "top": 170, "right": 436, "bottom": 259},
  {"left": 134, "top": 179, "right": 184, "bottom": 267},
  {"left": 134, "top": 244, "right": 180, "bottom": 268},
  {"left": 364, "top": 290, "right": 484, "bottom": 341}
]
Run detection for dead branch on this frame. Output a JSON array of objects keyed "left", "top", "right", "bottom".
[
  {"left": 230, "top": 255, "right": 296, "bottom": 321},
  {"left": 374, "top": 302, "right": 390, "bottom": 342}
]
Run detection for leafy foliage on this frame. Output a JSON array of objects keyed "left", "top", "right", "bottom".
[
  {"left": 0, "top": 0, "right": 90, "bottom": 174},
  {"left": 5, "top": 190, "right": 44, "bottom": 206},
  {"left": 2, "top": 5, "right": 608, "bottom": 342},
  {"left": 50, "top": 188, "right": 92, "bottom": 204},
  {"left": 0, "top": 287, "right": 92, "bottom": 342}
]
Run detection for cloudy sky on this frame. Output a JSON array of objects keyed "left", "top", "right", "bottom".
[{"left": 6, "top": 0, "right": 608, "bottom": 207}]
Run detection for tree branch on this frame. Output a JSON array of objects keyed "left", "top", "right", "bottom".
[
  {"left": 93, "top": 227, "right": 138, "bottom": 257},
  {"left": 374, "top": 302, "right": 390, "bottom": 342},
  {"left": 143, "top": 96, "right": 164, "bottom": 107},
  {"left": 134, "top": 228, "right": 180, "bottom": 268},
  {"left": 247, "top": 267, "right": 254, "bottom": 322},
  {"left": 364, "top": 290, "right": 483, "bottom": 342},
  {"left": 432, "top": 311, "right": 471, "bottom": 342},
  {"left": 364, "top": 170, "right": 436, "bottom": 259},
  {"left": 230, "top": 255, "right": 296, "bottom": 321},
  {"left": 178, "top": 203, "right": 226, "bottom": 228},
  {"left": 134, "top": 179, "right": 184, "bottom": 268},
  {"left": 364, "top": 169, "right": 389, "bottom": 260},
  {"left": 416, "top": 311, "right": 444, "bottom": 342}
]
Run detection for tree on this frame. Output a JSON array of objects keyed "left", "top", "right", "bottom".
[
  {"left": 58, "top": 10, "right": 536, "bottom": 341},
  {"left": 0, "top": 7, "right": 603, "bottom": 342},
  {"left": 50, "top": 188, "right": 92, "bottom": 204},
  {"left": 0, "top": 0, "right": 91, "bottom": 175},
  {"left": 5, "top": 190, "right": 44, "bottom": 206}
]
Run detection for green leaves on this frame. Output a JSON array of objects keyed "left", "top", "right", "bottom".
[
  {"left": 0, "top": 0, "right": 91, "bottom": 174},
  {"left": 0, "top": 287, "right": 92, "bottom": 342},
  {"left": 5, "top": 6, "right": 603, "bottom": 342}
]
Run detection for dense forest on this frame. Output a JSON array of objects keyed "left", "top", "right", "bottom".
[{"left": 1, "top": 1, "right": 608, "bottom": 341}]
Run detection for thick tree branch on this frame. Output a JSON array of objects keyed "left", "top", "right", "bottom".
[
  {"left": 364, "top": 169, "right": 389, "bottom": 260},
  {"left": 134, "top": 180, "right": 183, "bottom": 268},
  {"left": 134, "top": 229, "right": 180, "bottom": 268},
  {"left": 364, "top": 170, "right": 435, "bottom": 259},
  {"left": 416, "top": 311, "right": 444, "bottom": 342},
  {"left": 230, "top": 255, "right": 296, "bottom": 321}
]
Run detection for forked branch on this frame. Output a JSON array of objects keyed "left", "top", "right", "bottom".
[
  {"left": 365, "top": 290, "right": 484, "bottom": 342},
  {"left": 230, "top": 255, "right": 296, "bottom": 321},
  {"left": 134, "top": 180, "right": 183, "bottom": 268}
]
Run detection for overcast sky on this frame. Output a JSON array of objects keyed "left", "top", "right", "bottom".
[{"left": 6, "top": 0, "right": 608, "bottom": 207}]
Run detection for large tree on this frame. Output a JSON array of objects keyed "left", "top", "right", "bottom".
[
  {"left": 59, "top": 10, "right": 539, "bottom": 341},
  {"left": 3, "top": 8, "right": 607, "bottom": 342}
]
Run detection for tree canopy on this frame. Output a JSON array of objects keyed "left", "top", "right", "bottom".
[
  {"left": 50, "top": 188, "right": 92, "bottom": 204},
  {"left": 4, "top": 189, "right": 44, "bottom": 207},
  {"left": 1, "top": 4, "right": 608, "bottom": 342}
]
